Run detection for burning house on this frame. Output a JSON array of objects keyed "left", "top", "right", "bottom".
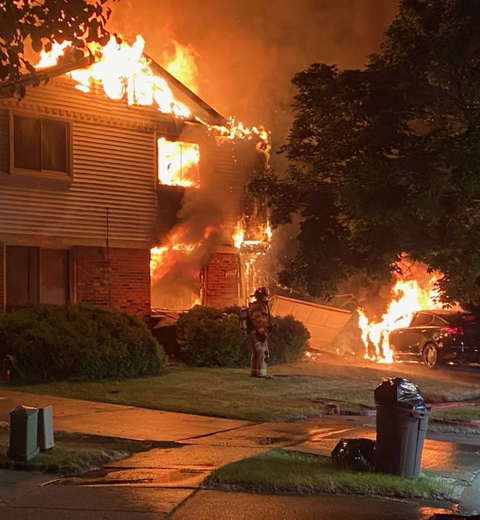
[{"left": 0, "top": 36, "right": 270, "bottom": 316}]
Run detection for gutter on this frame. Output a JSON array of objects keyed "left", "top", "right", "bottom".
[{"left": 0, "top": 54, "right": 95, "bottom": 99}]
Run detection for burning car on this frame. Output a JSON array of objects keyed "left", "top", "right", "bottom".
[{"left": 388, "top": 310, "right": 480, "bottom": 368}]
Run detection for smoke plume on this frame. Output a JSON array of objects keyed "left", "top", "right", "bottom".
[
  {"left": 109, "top": 1, "right": 401, "bottom": 309},
  {"left": 109, "top": 0, "right": 399, "bottom": 146}
]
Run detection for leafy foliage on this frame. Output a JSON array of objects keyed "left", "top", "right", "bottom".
[
  {"left": 259, "top": 0, "right": 480, "bottom": 309},
  {"left": 268, "top": 315, "right": 310, "bottom": 364},
  {"left": 222, "top": 306, "right": 310, "bottom": 365},
  {"left": 0, "top": 0, "right": 117, "bottom": 84},
  {"left": 177, "top": 306, "right": 309, "bottom": 367},
  {"left": 177, "top": 306, "right": 249, "bottom": 367},
  {"left": 0, "top": 304, "right": 167, "bottom": 381}
]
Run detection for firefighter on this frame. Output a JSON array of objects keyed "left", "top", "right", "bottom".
[{"left": 241, "top": 287, "right": 272, "bottom": 377}]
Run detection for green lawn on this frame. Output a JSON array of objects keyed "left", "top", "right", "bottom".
[
  {"left": 8, "top": 361, "right": 480, "bottom": 422},
  {"left": 432, "top": 405, "right": 480, "bottom": 421},
  {"left": 204, "top": 448, "right": 457, "bottom": 501},
  {"left": 0, "top": 423, "right": 166, "bottom": 475},
  {"left": 429, "top": 405, "right": 480, "bottom": 435}
]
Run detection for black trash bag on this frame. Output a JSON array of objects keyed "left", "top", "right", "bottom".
[
  {"left": 374, "top": 378, "right": 428, "bottom": 411},
  {"left": 331, "top": 438, "right": 376, "bottom": 472}
]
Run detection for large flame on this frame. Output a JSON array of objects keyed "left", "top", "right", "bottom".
[
  {"left": 233, "top": 221, "right": 246, "bottom": 249},
  {"left": 150, "top": 224, "right": 219, "bottom": 309},
  {"left": 35, "top": 36, "right": 271, "bottom": 162},
  {"left": 158, "top": 138, "right": 200, "bottom": 187},
  {"left": 213, "top": 118, "right": 271, "bottom": 164},
  {"left": 233, "top": 219, "right": 272, "bottom": 250},
  {"left": 150, "top": 224, "right": 217, "bottom": 283},
  {"left": 36, "top": 34, "right": 272, "bottom": 308},
  {"left": 161, "top": 39, "right": 199, "bottom": 93},
  {"left": 233, "top": 219, "right": 272, "bottom": 304},
  {"left": 357, "top": 260, "right": 443, "bottom": 363},
  {"left": 37, "top": 36, "right": 191, "bottom": 117}
]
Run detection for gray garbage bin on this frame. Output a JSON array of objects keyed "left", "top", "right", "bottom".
[{"left": 375, "top": 405, "right": 429, "bottom": 480}]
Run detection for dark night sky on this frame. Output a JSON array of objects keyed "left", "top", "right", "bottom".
[{"left": 110, "top": 0, "right": 399, "bottom": 143}]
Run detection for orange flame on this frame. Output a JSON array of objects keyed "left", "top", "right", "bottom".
[
  {"left": 357, "top": 261, "right": 443, "bottom": 363},
  {"left": 150, "top": 224, "right": 218, "bottom": 282},
  {"left": 232, "top": 219, "right": 272, "bottom": 250},
  {"left": 161, "top": 39, "right": 199, "bottom": 93},
  {"left": 234, "top": 219, "right": 272, "bottom": 305},
  {"left": 158, "top": 138, "right": 200, "bottom": 187},
  {"left": 35, "top": 37, "right": 272, "bottom": 162},
  {"left": 212, "top": 117, "right": 271, "bottom": 164},
  {"left": 37, "top": 36, "right": 191, "bottom": 117},
  {"left": 233, "top": 221, "right": 246, "bottom": 249}
]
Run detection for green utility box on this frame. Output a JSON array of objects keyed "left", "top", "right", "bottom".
[
  {"left": 8, "top": 406, "right": 40, "bottom": 462},
  {"left": 38, "top": 406, "right": 55, "bottom": 451}
]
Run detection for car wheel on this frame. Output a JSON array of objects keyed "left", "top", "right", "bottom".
[{"left": 423, "top": 343, "right": 440, "bottom": 369}]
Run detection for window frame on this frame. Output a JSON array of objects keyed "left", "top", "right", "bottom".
[
  {"left": 9, "top": 111, "right": 73, "bottom": 180},
  {"left": 411, "top": 312, "right": 435, "bottom": 327},
  {"left": 5, "top": 245, "right": 73, "bottom": 309}
]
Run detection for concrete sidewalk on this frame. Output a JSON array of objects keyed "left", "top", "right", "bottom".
[
  {"left": 1, "top": 388, "right": 478, "bottom": 519},
  {"left": 0, "top": 389, "right": 252, "bottom": 442}
]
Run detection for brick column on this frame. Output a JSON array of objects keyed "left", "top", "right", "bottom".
[
  {"left": 204, "top": 251, "right": 239, "bottom": 309},
  {"left": 76, "top": 246, "right": 151, "bottom": 318}
]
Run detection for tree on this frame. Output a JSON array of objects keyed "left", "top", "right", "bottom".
[
  {"left": 0, "top": 0, "right": 118, "bottom": 83},
  {"left": 259, "top": 0, "right": 480, "bottom": 309}
]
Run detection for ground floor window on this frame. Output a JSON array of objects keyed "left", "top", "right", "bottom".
[{"left": 6, "top": 246, "right": 70, "bottom": 309}]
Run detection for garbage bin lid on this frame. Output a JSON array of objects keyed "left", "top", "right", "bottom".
[{"left": 10, "top": 405, "right": 39, "bottom": 415}]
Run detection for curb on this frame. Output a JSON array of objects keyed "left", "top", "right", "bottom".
[{"left": 431, "top": 418, "right": 480, "bottom": 430}]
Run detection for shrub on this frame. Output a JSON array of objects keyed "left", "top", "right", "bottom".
[
  {"left": 268, "top": 315, "right": 310, "bottom": 364},
  {"left": 222, "top": 306, "right": 310, "bottom": 365},
  {"left": 0, "top": 304, "right": 168, "bottom": 382},
  {"left": 177, "top": 306, "right": 249, "bottom": 367}
]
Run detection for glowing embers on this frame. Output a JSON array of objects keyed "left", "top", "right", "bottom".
[
  {"left": 36, "top": 36, "right": 190, "bottom": 117},
  {"left": 158, "top": 138, "right": 200, "bottom": 188},
  {"left": 357, "top": 259, "right": 443, "bottom": 363}
]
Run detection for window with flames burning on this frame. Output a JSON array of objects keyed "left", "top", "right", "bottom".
[{"left": 157, "top": 138, "right": 200, "bottom": 188}]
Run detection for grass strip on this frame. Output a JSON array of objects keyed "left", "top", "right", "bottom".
[
  {"left": 427, "top": 405, "right": 480, "bottom": 435},
  {"left": 0, "top": 424, "right": 166, "bottom": 475},
  {"left": 432, "top": 406, "right": 480, "bottom": 421},
  {"left": 204, "top": 448, "right": 457, "bottom": 501}
]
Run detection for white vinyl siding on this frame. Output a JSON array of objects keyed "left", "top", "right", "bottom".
[{"left": 0, "top": 78, "right": 177, "bottom": 248}]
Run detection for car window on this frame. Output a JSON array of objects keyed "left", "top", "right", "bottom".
[
  {"left": 411, "top": 313, "right": 434, "bottom": 327},
  {"left": 452, "top": 314, "right": 478, "bottom": 328},
  {"left": 431, "top": 315, "right": 449, "bottom": 326}
]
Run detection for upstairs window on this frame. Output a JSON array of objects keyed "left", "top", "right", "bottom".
[
  {"left": 158, "top": 138, "right": 200, "bottom": 188},
  {"left": 12, "top": 114, "right": 70, "bottom": 175}
]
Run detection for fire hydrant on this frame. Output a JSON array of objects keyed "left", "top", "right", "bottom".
[{"left": 2, "top": 355, "right": 12, "bottom": 382}]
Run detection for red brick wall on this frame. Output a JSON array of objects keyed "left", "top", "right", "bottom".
[
  {"left": 0, "top": 243, "right": 4, "bottom": 310},
  {"left": 204, "top": 252, "right": 239, "bottom": 309},
  {"left": 76, "top": 246, "right": 151, "bottom": 318}
]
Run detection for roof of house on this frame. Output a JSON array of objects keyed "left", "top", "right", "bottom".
[{"left": 0, "top": 49, "right": 228, "bottom": 127}]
